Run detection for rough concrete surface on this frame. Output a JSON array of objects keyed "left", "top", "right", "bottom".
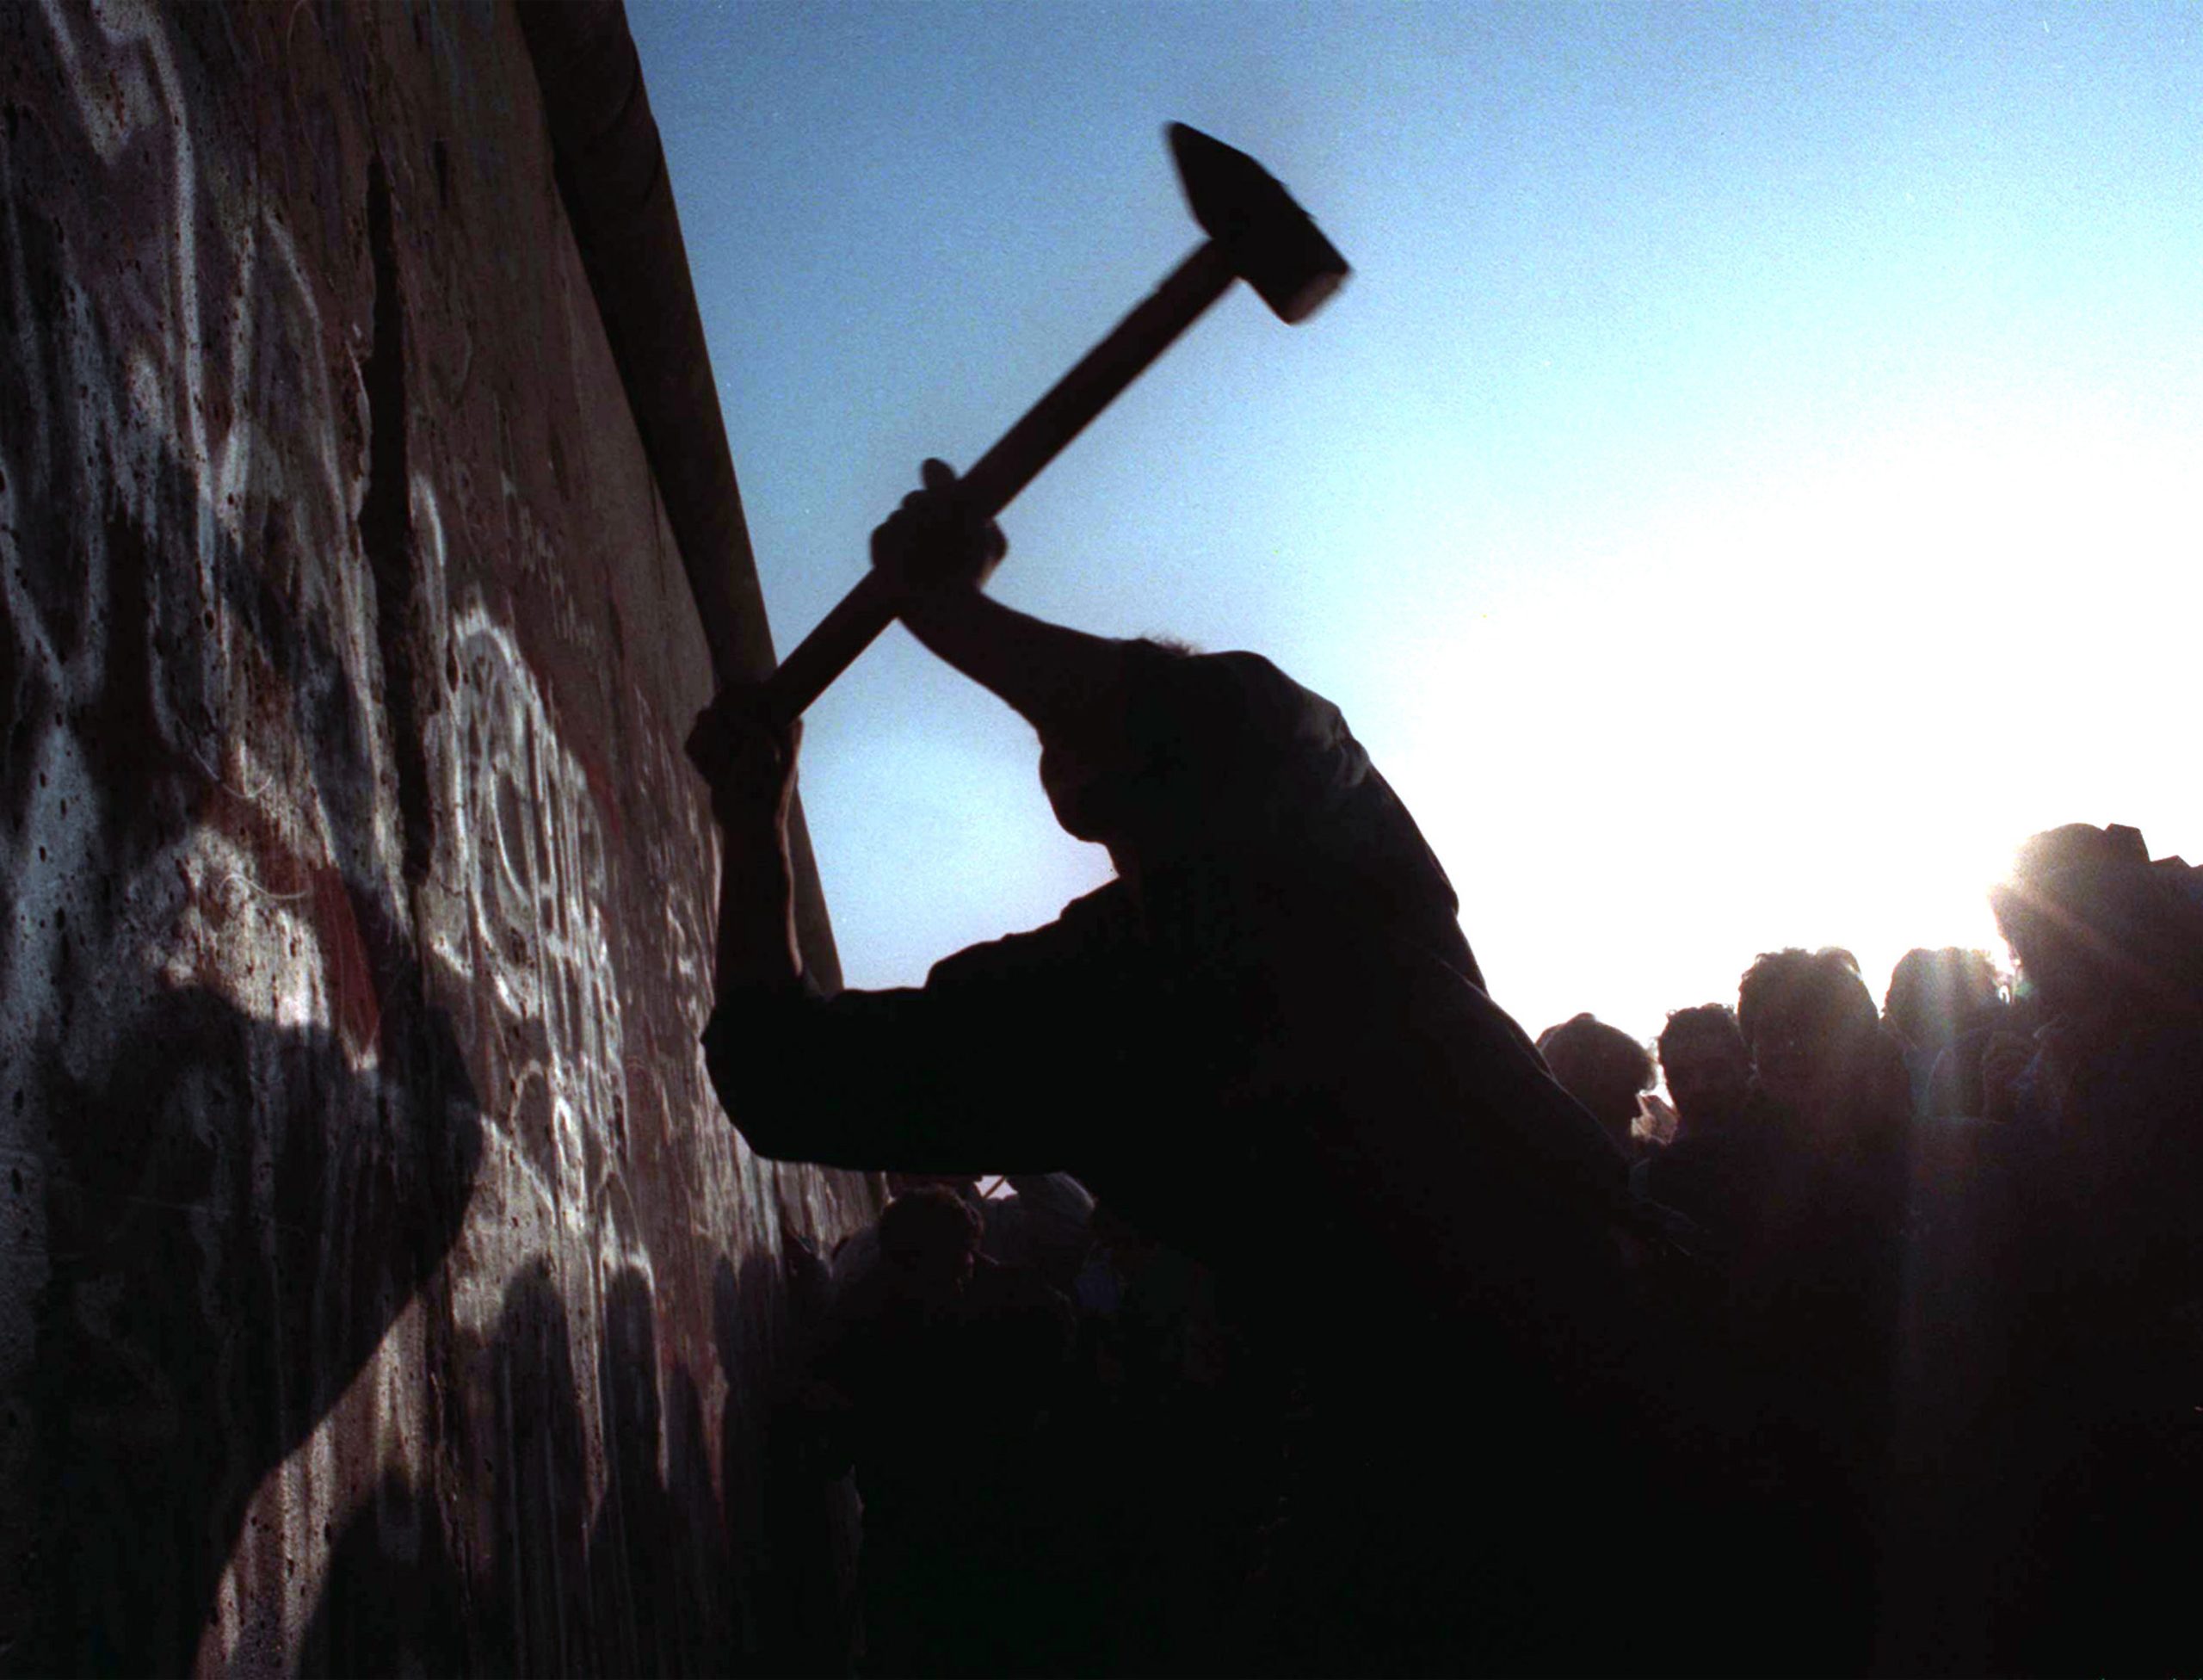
[{"left": 0, "top": 2, "right": 873, "bottom": 1671}]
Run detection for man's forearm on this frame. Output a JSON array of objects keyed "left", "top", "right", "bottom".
[
  {"left": 713, "top": 818, "right": 803, "bottom": 998},
  {"left": 898, "top": 588, "right": 1127, "bottom": 742}
]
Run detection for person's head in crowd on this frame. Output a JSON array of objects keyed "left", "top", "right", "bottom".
[
  {"left": 1884, "top": 947, "right": 2003, "bottom": 1051},
  {"left": 1656, "top": 1004, "right": 1752, "bottom": 1136},
  {"left": 1536, "top": 1013, "right": 1656, "bottom": 1148},
  {"left": 877, "top": 1187, "right": 984, "bottom": 1306},
  {"left": 1989, "top": 822, "right": 2203, "bottom": 1016},
  {"left": 1737, "top": 947, "right": 1882, "bottom": 1115}
]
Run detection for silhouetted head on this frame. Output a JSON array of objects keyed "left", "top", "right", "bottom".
[
  {"left": 1988, "top": 823, "right": 2203, "bottom": 1016},
  {"left": 1039, "top": 639, "right": 1478, "bottom": 974},
  {"left": 1884, "top": 947, "right": 2002, "bottom": 1049},
  {"left": 1657, "top": 1004, "right": 1751, "bottom": 1134},
  {"left": 1037, "top": 722, "right": 1144, "bottom": 855},
  {"left": 1536, "top": 1013, "right": 1655, "bottom": 1146},
  {"left": 1737, "top": 948, "right": 1879, "bottom": 1110},
  {"left": 1034, "top": 638, "right": 1201, "bottom": 867},
  {"left": 877, "top": 1187, "right": 984, "bottom": 1305}
]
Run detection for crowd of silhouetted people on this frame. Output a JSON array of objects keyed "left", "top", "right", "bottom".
[{"left": 758, "top": 818, "right": 2203, "bottom": 1677}]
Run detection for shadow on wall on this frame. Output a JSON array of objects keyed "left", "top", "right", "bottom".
[
  {"left": 588, "top": 1265, "right": 731, "bottom": 1675},
  {"left": 300, "top": 1250, "right": 855, "bottom": 1678},
  {"left": 8, "top": 527, "right": 488, "bottom": 1668},
  {"left": 301, "top": 1263, "right": 607, "bottom": 1677},
  {"left": 4, "top": 399, "right": 487, "bottom": 1671},
  {"left": 28, "top": 977, "right": 480, "bottom": 1675},
  {"left": 0, "top": 32, "right": 484, "bottom": 1661},
  {"left": 717, "top": 1240, "right": 864, "bottom": 1677}
]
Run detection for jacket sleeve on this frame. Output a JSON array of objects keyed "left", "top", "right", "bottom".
[{"left": 700, "top": 902, "right": 1119, "bottom": 1176}]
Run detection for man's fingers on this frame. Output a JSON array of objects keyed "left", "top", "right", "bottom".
[
  {"left": 872, "top": 458, "right": 1005, "bottom": 592},
  {"left": 902, "top": 460, "right": 962, "bottom": 516}
]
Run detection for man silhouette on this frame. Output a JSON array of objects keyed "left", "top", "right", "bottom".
[{"left": 690, "top": 461, "right": 1663, "bottom": 1671}]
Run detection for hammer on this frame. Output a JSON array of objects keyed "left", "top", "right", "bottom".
[{"left": 762, "top": 123, "right": 1349, "bottom": 725}]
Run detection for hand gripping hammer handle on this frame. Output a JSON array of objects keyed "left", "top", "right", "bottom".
[{"left": 760, "top": 240, "right": 1237, "bottom": 727}]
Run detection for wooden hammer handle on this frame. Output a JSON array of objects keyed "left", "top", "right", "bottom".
[{"left": 762, "top": 239, "right": 1237, "bottom": 726}]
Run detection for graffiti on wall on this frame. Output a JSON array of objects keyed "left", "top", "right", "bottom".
[
  {"left": 0, "top": 0, "right": 485, "bottom": 1665},
  {"left": 0, "top": 1, "right": 867, "bottom": 1672}
]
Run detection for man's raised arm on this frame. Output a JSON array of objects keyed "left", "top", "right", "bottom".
[{"left": 873, "top": 460, "right": 1132, "bottom": 754}]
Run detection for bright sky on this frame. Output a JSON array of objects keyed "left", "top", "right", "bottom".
[{"left": 632, "top": 1, "right": 2203, "bottom": 1048}]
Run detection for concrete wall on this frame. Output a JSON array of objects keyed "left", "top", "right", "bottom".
[{"left": 0, "top": 2, "right": 872, "bottom": 1671}]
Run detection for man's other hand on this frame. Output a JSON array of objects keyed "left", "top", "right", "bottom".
[
  {"left": 686, "top": 682, "right": 800, "bottom": 834},
  {"left": 871, "top": 459, "right": 1007, "bottom": 598}
]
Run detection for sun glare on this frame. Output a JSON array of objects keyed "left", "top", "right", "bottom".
[{"left": 1376, "top": 398, "right": 2200, "bottom": 1045}]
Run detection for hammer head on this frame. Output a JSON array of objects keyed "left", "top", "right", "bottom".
[{"left": 1169, "top": 123, "right": 1349, "bottom": 325}]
